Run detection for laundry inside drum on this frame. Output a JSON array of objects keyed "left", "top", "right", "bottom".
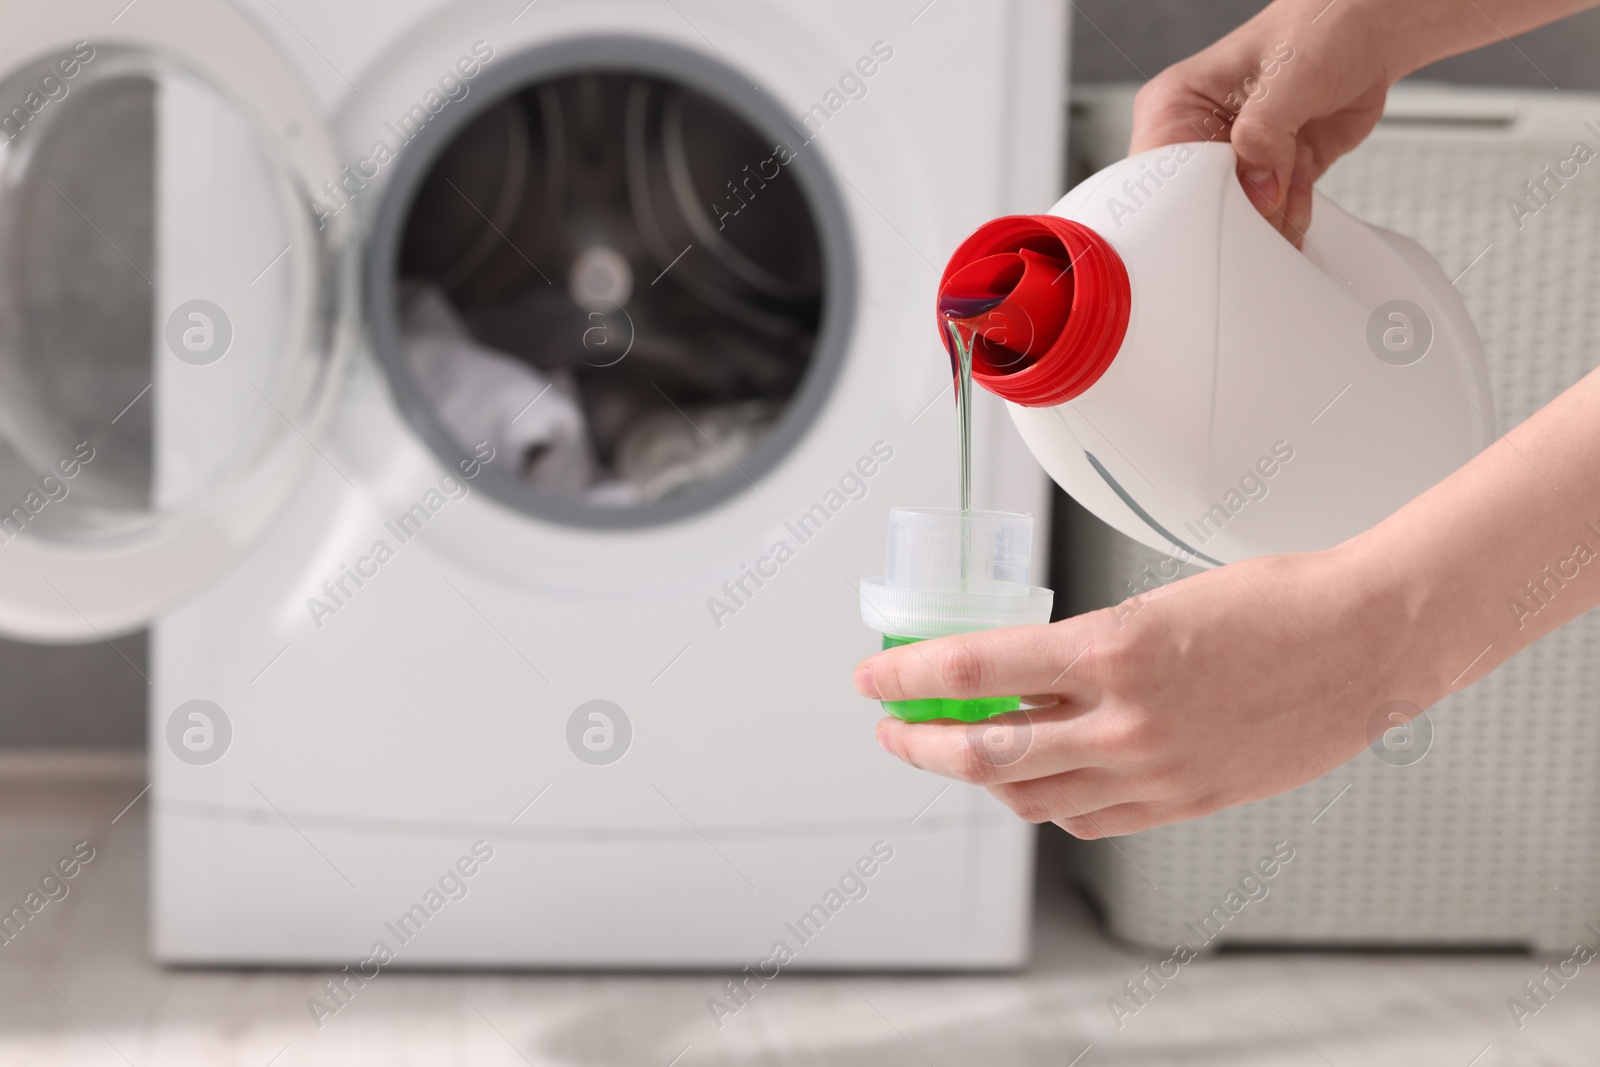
[{"left": 393, "top": 70, "right": 828, "bottom": 515}]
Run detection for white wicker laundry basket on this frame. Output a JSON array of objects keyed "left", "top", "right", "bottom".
[{"left": 1066, "top": 84, "right": 1600, "bottom": 952}]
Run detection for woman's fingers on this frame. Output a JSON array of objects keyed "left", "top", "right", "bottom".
[
  {"left": 875, "top": 705, "right": 1103, "bottom": 787},
  {"left": 988, "top": 774, "right": 1189, "bottom": 838},
  {"left": 1281, "top": 144, "right": 1315, "bottom": 247},
  {"left": 853, "top": 621, "right": 1096, "bottom": 704},
  {"left": 1054, "top": 799, "right": 1183, "bottom": 840},
  {"left": 1128, "top": 9, "right": 1394, "bottom": 246}
]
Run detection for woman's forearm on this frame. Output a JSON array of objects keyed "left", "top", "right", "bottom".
[
  {"left": 1356, "top": 363, "right": 1600, "bottom": 702},
  {"left": 1349, "top": 0, "right": 1600, "bottom": 80}
]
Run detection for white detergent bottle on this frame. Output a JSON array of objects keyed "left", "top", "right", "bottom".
[{"left": 937, "top": 142, "right": 1493, "bottom": 566}]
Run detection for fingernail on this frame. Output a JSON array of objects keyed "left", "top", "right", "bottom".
[
  {"left": 875, "top": 720, "right": 893, "bottom": 753},
  {"left": 854, "top": 666, "right": 880, "bottom": 700},
  {"left": 1240, "top": 169, "right": 1279, "bottom": 210}
]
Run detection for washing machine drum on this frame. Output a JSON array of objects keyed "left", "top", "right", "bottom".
[{"left": 392, "top": 71, "right": 833, "bottom": 516}]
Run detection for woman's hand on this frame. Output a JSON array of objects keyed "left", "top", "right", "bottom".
[
  {"left": 857, "top": 361, "right": 1600, "bottom": 837},
  {"left": 1130, "top": 0, "right": 1396, "bottom": 245},
  {"left": 855, "top": 542, "right": 1438, "bottom": 838},
  {"left": 1130, "top": 0, "right": 1599, "bottom": 244}
]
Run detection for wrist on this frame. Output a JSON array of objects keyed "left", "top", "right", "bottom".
[
  {"left": 1330, "top": 0, "right": 1508, "bottom": 81},
  {"left": 1317, "top": 530, "right": 1462, "bottom": 711},
  {"left": 1308, "top": 0, "right": 1442, "bottom": 82}
]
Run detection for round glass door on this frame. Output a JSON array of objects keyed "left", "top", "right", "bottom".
[
  {"left": 366, "top": 38, "right": 853, "bottom": 529},
  {"left": 0, "top": 4, "right": 346, "bottom": 640}
]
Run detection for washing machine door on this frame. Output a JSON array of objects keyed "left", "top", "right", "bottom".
[{"left": 0, "top": 1, "right": 352, "bottom": 641}]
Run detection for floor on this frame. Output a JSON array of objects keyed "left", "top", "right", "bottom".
[{"left": 1, "top": 754, "right": 1597, "bottom": 1067}]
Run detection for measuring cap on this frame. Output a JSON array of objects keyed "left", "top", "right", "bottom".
[{"left": 860, "top": 508, "right": 1054, "bottom": 640}]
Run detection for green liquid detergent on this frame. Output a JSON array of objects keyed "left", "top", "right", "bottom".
[{"left": 876, "top": 310, "right": 1024, "bottom": 723}]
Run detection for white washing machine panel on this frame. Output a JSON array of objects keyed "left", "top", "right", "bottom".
[{"left": 0, "top": 0, "right": 1069, "bottom": 967}]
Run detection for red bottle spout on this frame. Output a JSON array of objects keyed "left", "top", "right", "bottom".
[
  {"left": 940, "top": 249, "right": 1074, "bottom": 373},
  {"left": 937, "top": 215, "right": 1132, "bottom": 407}
]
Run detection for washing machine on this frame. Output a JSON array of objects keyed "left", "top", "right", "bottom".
[{"left": 0, "top": 0, "right": 1067, "bottom": 967}]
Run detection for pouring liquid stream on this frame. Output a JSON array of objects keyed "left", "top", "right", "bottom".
[{"left": 939, "top": 294, "right": 1004, "bottom": 593}]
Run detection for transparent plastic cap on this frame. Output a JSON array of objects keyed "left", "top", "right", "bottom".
[{"left": 860, "top": 508, "right": 1053, "bottom": 639}]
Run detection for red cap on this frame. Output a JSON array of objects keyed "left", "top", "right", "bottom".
[{"left": 937, "top": 215, "right": 1131, "bottom": 407}]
